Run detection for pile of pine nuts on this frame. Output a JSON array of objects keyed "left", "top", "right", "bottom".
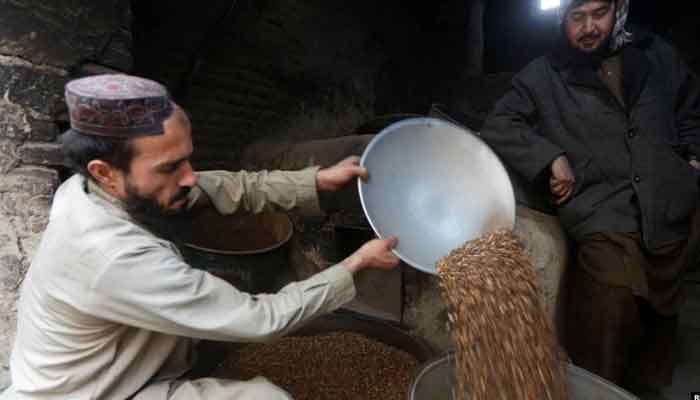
[{"left": 212, "top": 331, "right": 419, "bottom": 400}]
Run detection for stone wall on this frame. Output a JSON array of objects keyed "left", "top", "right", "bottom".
[{"left": 0, "top": 0, "right": 132, "bottom": 389}]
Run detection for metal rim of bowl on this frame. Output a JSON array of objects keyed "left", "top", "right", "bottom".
[
  {"left": 357, "top": 117, "right": 516, "bottom": 275},
  {"left": 566, "top": 363, "right": 640, "bottom": 399},
  {"left": 293, "top": 312, "right": 437, "bottom": 363},
  {"left": 409, "top": 354, "right": 640, "bottom": 400},
  {"left": 182, "top": 212, "right": 294, "bottom": 255},
  {"left": 408, "top": 352, "right": 456, "bottom": 399}
]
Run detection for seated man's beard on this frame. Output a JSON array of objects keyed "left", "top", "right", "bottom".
[
  {"left": 560, "top": 29, "right": 614, "bottom": 66},
  {"left": 124, "top": 183, "right": 191, "bottom": 239},
  {"left": 580, "top": 32, "right": 613, "bottom": 58}
]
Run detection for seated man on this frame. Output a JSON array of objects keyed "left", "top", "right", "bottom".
[
  {"left": 480, "top": 0, "right": 700, "bottom": 392},
  {"left": 0, "top": 74, "right": 399, "bottom": 399}
]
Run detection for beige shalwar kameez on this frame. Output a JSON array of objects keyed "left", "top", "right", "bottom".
[{"left": 1, "top": 167, "right": 356, "bottom": 400}]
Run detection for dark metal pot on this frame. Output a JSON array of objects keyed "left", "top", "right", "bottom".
[
  {"left": 190, "top": 312, "right": 438, "bottom": 379},
  {"left": 178, "top": 208, "right": 294, "bottom": 294},
  {"left": 291, "top": 312, "right": 436, "bottom": 363}
]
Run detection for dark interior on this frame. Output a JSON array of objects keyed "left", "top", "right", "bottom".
[{"left": 128, "top": 1, "right": 700, "bottom": 171}]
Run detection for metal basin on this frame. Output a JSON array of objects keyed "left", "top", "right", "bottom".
[
  {"left": 409, "top": 355, "right": 639, "bottom": 400},
  {"left": 291, "top": 313, "right": 437, "bottom": 362},
  {"left": 182, "top": 210, "right": 293, "bottom": 254},
  {"left": 192, "top": 313, "right": 438, "bottom": 379},
  {"left": 177, "top": 209, "right": 294, "bottom": 293},
  {"left": 358, "top": 117, "right": 515, "bottom": 274}
]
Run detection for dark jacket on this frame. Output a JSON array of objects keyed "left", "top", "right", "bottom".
[{"left": 481, "top": 29, "right": 700, "bottom": 249}]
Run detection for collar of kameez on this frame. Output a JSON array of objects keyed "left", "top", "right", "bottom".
[{"left": 84, "top": 176, "right": 132, "bottom": 217}]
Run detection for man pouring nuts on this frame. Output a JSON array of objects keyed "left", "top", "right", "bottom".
[{"left": 0, "top": 74, "right": 400, "bottom": 400}]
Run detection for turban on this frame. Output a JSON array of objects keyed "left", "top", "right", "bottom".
[{"left": 559, "top": 0, "right": 633, "bottom": 51}]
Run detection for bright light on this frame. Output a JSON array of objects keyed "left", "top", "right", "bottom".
[{"left": 540, "top": 0, "right": 560, "bottom": 10}]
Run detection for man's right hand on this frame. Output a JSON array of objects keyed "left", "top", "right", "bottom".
[
  {"left": 550, "top": 155, "right": 576, "bottom": 205},
  {"left": 341, "top": 236, "right": 400, "bottom": 275}
]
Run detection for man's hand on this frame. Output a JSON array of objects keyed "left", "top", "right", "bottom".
[
  {"left": 550, "top": 155, "right": 576, "bottom": 205},
  {"left": 341, "top": 236, "right": 400, "bottom": 275},
  {"left": 316, "top": 156, "right": 368, "bottom": 192},
  {"left": 690, "top": 159, "right": 700, "bottom": 170}
]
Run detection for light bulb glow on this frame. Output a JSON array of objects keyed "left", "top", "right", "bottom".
[{"left": 541, "top": 0, "right": 560, "bottom": 11}]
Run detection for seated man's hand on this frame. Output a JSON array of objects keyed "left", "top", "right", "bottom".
[
  {"left": 550, "top": 155, "right": 576, "bottom": 205},
  {"left": 316, "top": 156, "right": 368, "bottom": 192},
  {"left": 341, "top": 236, "right": 400, "bottom": 274}
]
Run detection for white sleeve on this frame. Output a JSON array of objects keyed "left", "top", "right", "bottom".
[
  {"left": 82, "top": 243, "right": 355, "bottom": 342},
  {"left": 187, "top": 168, "right": 323, "bottom": 217}
]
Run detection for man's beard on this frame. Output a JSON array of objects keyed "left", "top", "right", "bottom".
[
  {"left": 577, "top": 31, "right": 613, "bottom": 59},
  {"left": 559, "top": 29, "right": 614, "bottom": 66},
  {"left": 124, "top": 183, "right": 191, "bottom": 241}
]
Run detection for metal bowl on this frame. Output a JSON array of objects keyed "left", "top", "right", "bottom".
[
  {"left": 408, "top": 354, "right": 639, "bottom": 400},
  {"left": 177, "top": 210, "right": 294, "bottom": 293},
  {"left": 358, "top": 117, "right": 515, "bottom": 275},
  {"left": 195, "top": 312, "right": 438, "bottom": 379}
]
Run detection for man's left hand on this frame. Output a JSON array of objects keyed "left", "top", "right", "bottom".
[
  {"left": 690, "top": 159, "right": 700, "bottom": 169},
  {"left": 316, "top": 156, "right": 368, "bottom": 192}
]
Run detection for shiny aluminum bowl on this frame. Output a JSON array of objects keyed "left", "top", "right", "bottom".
[
  {"left": 408, "top": 354, "right": 639, "bottom": 399},
  {"left": 358, "top": 117, "right": 515, "bottom": 275}
]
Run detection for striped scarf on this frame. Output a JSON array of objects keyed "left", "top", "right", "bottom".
[{"left": 559, "top": 0, "right": 633, "bottom": 51}]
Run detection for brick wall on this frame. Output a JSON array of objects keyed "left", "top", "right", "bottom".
[{"left": 0, "top": 0, "right": 132, "bottom": 389}]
